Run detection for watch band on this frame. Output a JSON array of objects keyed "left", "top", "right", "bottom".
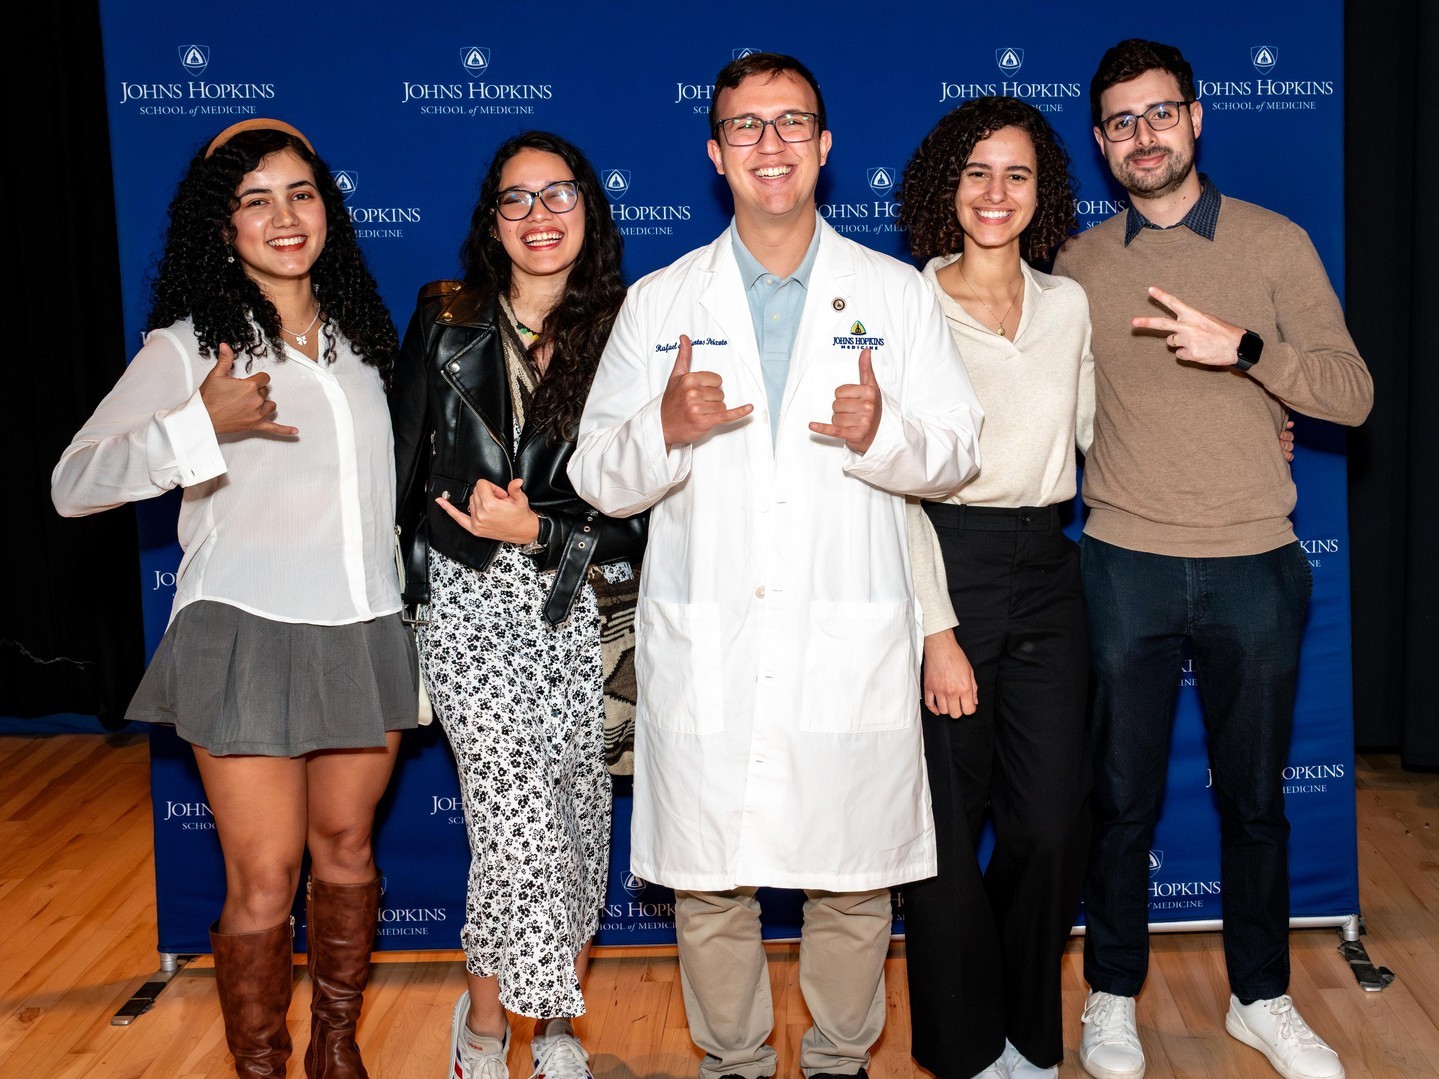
[{"left": 517, "top": 513, "right": 550, "bottom": 555}]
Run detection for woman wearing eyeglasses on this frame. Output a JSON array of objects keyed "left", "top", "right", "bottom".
[
  {"left": 390, "top": 131, "right": 644, "bottom": 1079},
  {"left": 894, "top": 97, "right": 1094, "bottom": 1079}
]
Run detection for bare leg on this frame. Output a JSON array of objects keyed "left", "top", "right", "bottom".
[
  {"left": 192, "top": 747, "right": 306, "bottom": 1076},
  {"left": 304, "top": 731, "right": 403, "bottom": 882},
  {"left": 302, "top": 732, "right": 403, "bottom": 1077},
  {"left": 192, "top": 748, "right": 307, "bottom": 931},
  {"left": 465, "top": 973, "right": 507, "bottom": 1038}
]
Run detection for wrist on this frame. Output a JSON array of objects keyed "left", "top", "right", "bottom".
[
  {"left": 516, "top": 512, "right": 550, "bottom": 554},
  {"left": 1234, "top": 329, "right": 1264, "bottom": 371}
]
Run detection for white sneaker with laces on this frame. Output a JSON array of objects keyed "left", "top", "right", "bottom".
[
  {"left": 449, "top": 991, "right": 510, "bottom": 1079},
  {"left": 1226, "top": 994, "right": 1345, "bottom": 1079},
  {"left": 1079, "top": 991, "right": 1145, "bottom": 1079},
  {"left": 529, "top": 1029, "right": 594, "bottom": 1079},
  {"left": 1002, "top": 1038, "right": 1058, "bottom": 1078}
]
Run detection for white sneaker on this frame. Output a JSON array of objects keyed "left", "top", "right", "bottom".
[
  {"left": 972, "top": 1052, "right": 1012, "bottom": 1079},
  {"left": 1002, "top": 1039, "right": 1058, "bottom": 1078},
  {"left": 1079, "top": 991, "right": 1145, "bottom": 1079},
  {"left": 1226, "top": 995, "right": 1345, "bottom": 1079},
  {"left": 529, "top": 1029, "right": 593, "bottom": 1079},
  {"left": 449, "top": 991, "right": 510, "bottom": 1079}
]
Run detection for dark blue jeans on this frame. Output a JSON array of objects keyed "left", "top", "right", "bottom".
[{"left": 1080, "top": 536, "right": 1312, "bottom": 1002}]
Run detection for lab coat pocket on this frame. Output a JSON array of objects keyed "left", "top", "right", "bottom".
[
  {"left": 635, "top": 599, "right": 726, "bottom": 736},
  {"left": 800, "top": 600, "right": 918, "bottom": 733}
]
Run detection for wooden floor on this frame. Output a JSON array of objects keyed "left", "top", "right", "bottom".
[{"left": 2, "top": 733, "right": 1436, "bottom": 1078}]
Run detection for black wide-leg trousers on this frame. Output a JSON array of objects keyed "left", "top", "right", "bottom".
[{"left": 904, "top": 503, "right": 1092, "bottom": 1077}]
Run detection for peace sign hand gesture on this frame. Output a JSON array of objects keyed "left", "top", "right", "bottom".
[{"left": 1132, "top": 285, "right": 1246, "bottom": 368}]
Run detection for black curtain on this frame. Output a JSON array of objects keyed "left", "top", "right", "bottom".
[
  {"left": 1345, "top": 0, "right": 1437, "bottom": 767},
  {"left": 7, "top": 3, "right": 1435, "bottom": 764},
  {"left": 1, "top": 0, "right": 144, "bottom": 723}
]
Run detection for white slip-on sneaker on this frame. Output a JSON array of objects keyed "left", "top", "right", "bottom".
[
  {"left": 529, "top": 1028, "right": 594, "bottom": 1079},
  {"left": 1002, "top": 1038, "right": 1058, "bottom": 1078},
  {"left": 1079, "top": 991, "right": 1145, "bottom": 1079},
  {"left": 1226, "top": 994, "right": 1345, "bottom": 1079},
  {"left": 449, "top": 991, "right": 510, "bottom": 1079}
]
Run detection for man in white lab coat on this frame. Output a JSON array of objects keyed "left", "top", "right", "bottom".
[{"left": 569, "top": 52, "right": 983, "bottom": 1079}]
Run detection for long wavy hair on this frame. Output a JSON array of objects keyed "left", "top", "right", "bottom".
[
  {"left": 147, "top": 127, "right": 397, "bottom": 381},
  {"left": 897, "top": 96, "right": 1078, "bottom": 265},
  {"left": 459, "top": 131, "right": 625, "bottom": 440}
]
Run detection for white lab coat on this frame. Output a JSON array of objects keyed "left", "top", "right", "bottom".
[{"left": 569, "top": 219, "right": 983, "bottom": 891}]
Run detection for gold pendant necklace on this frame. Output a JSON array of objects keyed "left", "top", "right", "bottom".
[{"left": 955, "top": 259, "right": 1020, "bottom": 337}]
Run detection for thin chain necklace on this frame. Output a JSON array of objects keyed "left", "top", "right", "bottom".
[
  {"left": 280, "top": 304, "right": 321, "bottom": 346},
  {"left": 955, "top": 259, "right": 1021, "bottom": 337}
]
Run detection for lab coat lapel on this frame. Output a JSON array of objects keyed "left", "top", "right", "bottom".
[
  {"left": 698, "top": 233, "right": 767, "bottom": 407},
  {"left": 779, "top": 221, "right": 856, "bottom": 430}
]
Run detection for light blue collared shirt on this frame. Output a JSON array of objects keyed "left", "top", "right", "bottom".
[{"left": 731, "top": 221, "right": 822, "bottom": 441}]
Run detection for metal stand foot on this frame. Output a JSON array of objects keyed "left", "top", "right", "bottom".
[
  {"left": 111, "top": 954, "right": 196, "bottom": 1025},
  {"left": 1337, "top": 920, "right": 1395, "bottom": 992}
]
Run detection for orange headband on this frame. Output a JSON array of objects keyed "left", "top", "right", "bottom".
[{"left": 205, "top": 118, "right": 315, "bottom": 159}]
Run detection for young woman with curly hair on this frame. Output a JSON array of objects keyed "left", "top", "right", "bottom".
[
  {"left": 390, "top": 130, "right": 645, "bottom": 1079},
  {"left": 53, "top": 119, "right": 413, "bottom": 1079},
  {"left": 895, "top": 97, "right": 1094, "bottom": 1079}
]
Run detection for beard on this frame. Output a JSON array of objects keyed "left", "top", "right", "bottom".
[{"left": 1114, "top": 142, "right": 1195, "bottom": 200}]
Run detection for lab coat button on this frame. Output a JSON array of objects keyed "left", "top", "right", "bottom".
[{"left": 755, "top": 586, "right": 765, "bottom": 599}]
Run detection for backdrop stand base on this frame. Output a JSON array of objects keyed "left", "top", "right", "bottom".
[
  {"left": 111, "top": 954, "right": 195, "bottom": 1025},
  {"left": 1339, "top": 919, "right": 1396, "bottom": 992}
]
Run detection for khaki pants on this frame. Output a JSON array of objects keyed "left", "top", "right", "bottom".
[{"left": 674, "top": 887, "right": 892, "bottom": 1079}]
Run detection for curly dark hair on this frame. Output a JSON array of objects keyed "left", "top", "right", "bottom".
[
  {"left": 147, "top": 126, "right": 397, "bottom": 381},
  {"left": 897, "top": 96, "right": 1078, "bottom": 265},
  {"left": 1090, "top": 39, "right": 1197, "bottom": 126},
  {"left": 459, "top": 130, "right": 625, "bottom": 440}
]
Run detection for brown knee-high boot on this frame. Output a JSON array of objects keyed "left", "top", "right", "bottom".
[
  {"left": 303, "top": 874, "right": 381, "bottom": 1078},
  {"left": 210, "top": 918, "right": 295, "bottom": 1077}
]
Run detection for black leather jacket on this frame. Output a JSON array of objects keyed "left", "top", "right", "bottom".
[{"left": 391, "top": 281, "right": 645, "bottom": 625}]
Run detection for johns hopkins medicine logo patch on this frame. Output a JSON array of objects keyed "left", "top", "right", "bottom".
[{"left": 833, "top": 321, "right": 886, "bottom": 351}]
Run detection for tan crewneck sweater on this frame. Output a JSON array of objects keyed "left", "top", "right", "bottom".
[{"left": 1052, "top": 195, "right": 1373, "bottom": 557}]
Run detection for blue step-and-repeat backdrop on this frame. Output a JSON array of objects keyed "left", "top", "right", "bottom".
[{"left": 97, "top": 0, "right": 1357, "bottom": 954}]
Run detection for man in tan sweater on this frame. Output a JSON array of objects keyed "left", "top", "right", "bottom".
[{"left": 1051, "top": 39, "right": 1372, "bottom": 1079}]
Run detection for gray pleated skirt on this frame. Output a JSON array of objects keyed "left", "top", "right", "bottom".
[{"left": 127, "top": 600, "right": 419, "bottom": 756}]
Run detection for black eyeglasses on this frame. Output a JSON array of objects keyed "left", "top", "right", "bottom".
[
  {"left": 713, "top": 111, "right": 821, "bottom": 147},
  {"left": 495, "top": 180, "right": 580, "bottom": 220},
  {"left": 1098, "top": 100, "right": 1195, "bottom": 142}
]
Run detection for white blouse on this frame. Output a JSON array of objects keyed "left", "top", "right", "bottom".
[{"left": 52, "top": 320, "right": 402, "bottom": 626}]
